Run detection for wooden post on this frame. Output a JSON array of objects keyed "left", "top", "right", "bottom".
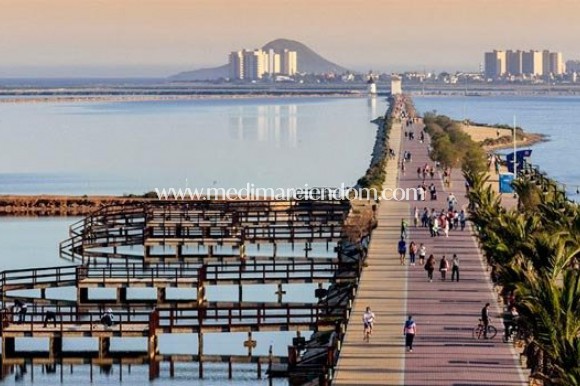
[
  {"left": 198, "top": 332, "right": 204, "bottom": 379},
  {"left": 98, "top": 337, "right": 110, "bottom": 359},
  {"left": 148, "top": 310, "right": 159, "bottom": 381},
  {"left": 48, "top": 337, "right": 62, "bottom": 360}
]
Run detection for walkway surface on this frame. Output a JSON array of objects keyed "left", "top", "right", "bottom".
[{"left": 334, "top": 116, "right": 527, "bottom": 385}]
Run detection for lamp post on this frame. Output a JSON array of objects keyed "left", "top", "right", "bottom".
[{"left": 513, "top": 115, "right": 517, "bottom": 176}]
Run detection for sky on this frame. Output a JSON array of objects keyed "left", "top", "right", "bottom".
[{"left": 1, "top": 0, "right": 579, "bottom": 77}]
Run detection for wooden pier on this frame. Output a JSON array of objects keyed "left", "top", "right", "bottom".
[{"left": 1, "top": 198, "right": 369, "bottom": 383}]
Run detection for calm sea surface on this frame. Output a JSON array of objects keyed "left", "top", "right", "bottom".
[{"left": 0, "top": 97, "right": 379, "bottom": 195}]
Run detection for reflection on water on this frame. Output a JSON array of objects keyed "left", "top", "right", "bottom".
[
  {"left": 229, "top": 104, "right": 298, "bottom": 147},
  {"left": 0, "top": 97, "right": 376, "bottom": 194},
  {"left": 367, "top": 96, "right": 377, "bottom": 120}
]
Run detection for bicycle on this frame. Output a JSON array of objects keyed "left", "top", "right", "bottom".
[{"left": 473, "top": 318, "right": 497, "bottom": 340}]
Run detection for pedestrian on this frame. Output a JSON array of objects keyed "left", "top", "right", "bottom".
[
  {"left": 453, "top": 210, "right": 459, "bottom": 229},
  {"left": 416, "top": 167, "right": 421, "bottom": 180},
  {"left": 403, "top": 315, "right": 417, "bottom": 353},
  {"left": 439, "top": 255, "right": 449, "bottom": 281},
  {"left": 418, "top": 243, "right": 426, "bottom": 265},
  {"left": 400, "top": 219, "right": 408, "bottom": 239},
  {"left": 15, "top": 300, "right": 27, "bottom": 324},
  {"left": 447, "top": 193, "right": 457, "bottom": 211},
  {"left": 417, "top": 185, "right": 425, "bottom": 201},
  {"left": 43, "top": 310, "right": 57, "bottom": 328},
  {"left": 432, "top": 217, "right": 439, "bottom": 237},
  {"left": 101, "top": 308, "right": 115, "bottom": 327},
  {"left": 362, "top": 306, "right": 375, "bottom": 342},
  {"left": 441, "top": 214, "right": 449, "bottom": 238},
  {"left": 459, "top": 210, "right": 467, "bottom": 231},
  {"left": 425, "top": 254, "right": 435, "bottom": 282},
  {"left": 451, "top": 254, "right": 460, "bottom": 282},
  {"left": 481, "top": 303, "right": 491, "bottom": 339},
  {"left": 398, "top": 236, "right": 407, "bottom": 265},
  {"left": 409, "top": 241, "right": 417, "bottom": 266},
  {"left": 413, "top": 207, "right": 419, "bottom": 228},
  {"left": 421, "top": 208, "right": 429, "bottom": 227}
]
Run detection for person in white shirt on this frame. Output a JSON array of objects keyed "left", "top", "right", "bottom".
[{"left": 362, "top": 306, "right": 376, "bottom": 341}]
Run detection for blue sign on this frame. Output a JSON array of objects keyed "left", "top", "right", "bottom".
[
  {"left": 499, "top": 174, "right": 515, "bottom": 193},
  {"left": 506, "top": 149, "right": 533, "bottom": 173}
]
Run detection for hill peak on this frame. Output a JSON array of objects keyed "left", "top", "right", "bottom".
[
  {"left": 170, "top": 39, "right": 349, "bottom": 81},
  {"left": 262, "top": 39, "right": 349, "bottom": 74}
]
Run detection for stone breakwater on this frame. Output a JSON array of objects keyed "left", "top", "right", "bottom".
[
  {"left": 357, "top": 94, "right": 417, "bottom": 190},
  {"left": 0, "top": 195, "right": 147, "bottom": 216}
]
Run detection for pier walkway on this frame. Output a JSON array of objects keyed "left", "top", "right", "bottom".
[{"left": 334, "top": 116, "right": 527, "bottom": 385}]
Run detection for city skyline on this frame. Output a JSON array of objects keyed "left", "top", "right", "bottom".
[{"left": 1, "top": 0, "right": 580, "bottom": 77}]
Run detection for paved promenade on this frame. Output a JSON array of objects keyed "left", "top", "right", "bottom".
[
  {"left": 334, "top": 120, "right": 409, "bottom": 385},
  {"left": 334, "top": 117, "right": 527, "bottom": 385}
]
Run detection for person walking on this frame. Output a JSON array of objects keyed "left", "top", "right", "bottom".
[
  {"left": 15, "top": 300, "right": 27, "bottom": 324},
  {"left": 459, "top": 210, "right": 467, "bottom": 231},
  {"left": 401, "top": 219, "right": 408, "bottom": 239},
  {"left": 413, "top": 207, "right": 419, "bottom": 228},
  {"left": 421, "top": 208, "right": 429, "bottom": 228},
  {"left": 362, "top": 306, "right": 376, "bottom": 342},
  {"left": 409, "top": 241, "right": 418, "bottom": 266},
  {"left": 403, "top": 315, "right": 417, "bottom": 352},
  {"left": 398, "top": 237, "right": 407, "bottom": 265},
  {"left": 418, "top": 243, "right": 426, "bottom": 265},
  {"left": 481, "top": 303, "right": 491, "bottom": 339},
  {"left": 425, "top": 255, "right": 436, "bottom": 282},
  {"left": 447, "top": 193, "right": 457, "bottom": 211},
  {"left": 439, "top": 255, "right": 449, "bottom": 281},
  {"left": 451, "top": 254, "right": 460, "bottom": 282}
]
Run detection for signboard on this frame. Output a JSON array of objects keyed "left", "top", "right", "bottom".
[
  {"left": 499, "top": 174, "right": 515, "bottom": 193},
  {"left": 506, "top": 149, "right": 533, "bottom": 173}
]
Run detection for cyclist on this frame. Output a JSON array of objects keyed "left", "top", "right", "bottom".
[
  {"left": 362, "top": 306, "right": 376, "bottom": 342},
  {"left": 481, "top": 303, "right": 491, "bottom": 339}
]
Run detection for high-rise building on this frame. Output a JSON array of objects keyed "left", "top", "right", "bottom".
[
  {"left": 266, "top": 49, "right": 281, "bottom": 75},
  {"left": 549, "top": 52, "right": 564, "bottom": 75},
  {"left": 522, "top": 50, "right": 543, "bottom": 76},
  {"left": 228, "top": 47, "right": 298, "bottom": 80},
  {"left": 242, "top": 49, "right": 266, "bottom": 80},
  {"left": 229, "top": 51, "right": 244, "bottom": 80},
  {"left": 484, "top": 50, "right": 506, "bottom": 79},
  {"left": 566, "top": 60, "right": 580, "bottom": 74},
  {"left": 506, "top": 50, "right": 522, "bottom": 75},
  {"left": 281, "top": 49, "right": 298, "bottom": 76}
]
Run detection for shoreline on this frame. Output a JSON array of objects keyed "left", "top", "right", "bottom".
[
  {"left": 460, "top": 123, "right": 548, "bottom": 151},
  {"left": 0, "top": 92, "right": 366, "bottom": 104}
]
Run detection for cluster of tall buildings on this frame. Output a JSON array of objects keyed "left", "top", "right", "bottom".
[
  {"left": 229, "top": 48, "right": 298, "bottom": 80},
  {"left": 484, "top": 50, "right": 564, "bottom": 79}
]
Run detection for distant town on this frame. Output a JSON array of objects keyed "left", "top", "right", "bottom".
[{"left": 174, "top": 42, "right": 580, "bottom": 88}]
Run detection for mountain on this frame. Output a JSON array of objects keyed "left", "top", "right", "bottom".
[
  {"left": 263, "top": 38, "right": 349, "bottom": 74},
  {"left": 169, "top": 38, "right": 350, "bottom": 81}
]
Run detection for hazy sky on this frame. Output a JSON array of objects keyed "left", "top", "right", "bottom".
[{"left": 1, "top": 0, "right": 579, "bottom": 77}]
